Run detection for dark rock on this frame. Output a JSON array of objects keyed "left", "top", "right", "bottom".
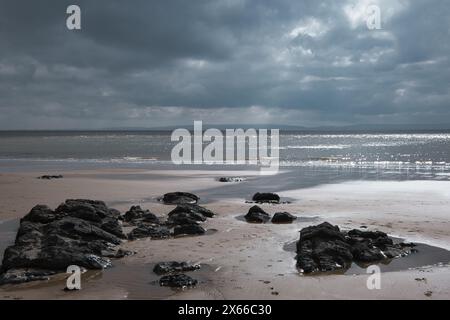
[
  {"left": 141, "top": 213, "right": 160, "bottom": 224},
  {"left": 123, "top": 206, "right": 145, "bottom": 222},
  {"left": 37, "top": 175, "right": 63, "bottom": 180},
  {"left": 173, "top": 224, "right": 206, "bottom": 236},
  {"left": 244, "top": 205, "right": 271, "bottom": 223},
  {"left": 100, "top": 217, "right": 126, "bottom": 239},
  {"left": 55, "top": 199, "right": 112, "bottom": 222},
  {"left": 153, "top": 261, "right": 201, "bottom": 275},
  {"left": 296, "top": 222, "right": 416, "bottom": 274},
  {"left": 0, "top": 268, "right": 58, "bottom": 285},
  {"left": 108, "top": 208, "right": 122, "bottom": 220},
  {"left": 271, "top": 212, "right": 296, "bottom": 224},
  {"left": 162, "top": 192, "right": 199, "bottom": 205},
  {"left": 0, "top": 200, "right": 125, "bottom": 285},
  {"left": 350, "top": 242, "right": 385, "bottom": 262},
  {"left": 159, "top": 274, "right": 198, "bottom": 288},
  {"left": 299, "top": 222, "right": 346, "bottom": 243},
  {"left": 399, "top": 242, "right": 417, "bottom": 248},
  {"left": 167, "top": 204, "right": 214, "bottom": 227},
  {"left": 382, "top": 246, "right": 406, "bottom": 259},
  {"left": 296, "top": 223, "right": 353, "bottom": 273},
  {"left": 21, "top": 205, "right": 60, "bottom": 224},
  {"left": 128, "top": 225, "right": 171, "bottom": 240},
  {"left": 123, "top": 206, "right": 159, "bottom": 224},
  {"left": 252, "top": 193, "right": 280, "bottom": 203},
  {"left": 46, "top": 217, "right": 122, "bottom": 245},
  {"left": 347, "top": 229, "right": 388, "bottom": 240},
  {"left": 167, "top": 214, "right": 201, "bottom": 226},
  {"left": 169, "top": 204, "right": 214, "bottom": 219},
  {"left": 219, "top": 177, "right": 245, "bottom": 182}
]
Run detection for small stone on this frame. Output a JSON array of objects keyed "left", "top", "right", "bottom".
[
  {"left": 271, "top": 212, "right": 296, "bottom": 224},
  {"left": 37, "top": 175, "right": 63, "bottom": 180},
  {"left": 244, "top": 205, "right": 271, "bottom": 223},
  {"left": 252, "top": 193, "right": 280, "bottom": 203},
  {"left": 159, "top": 274, "right": 198, "bottom": 288},
  {"left": 162, "top": 192, "right": 199, "bottom": 205},
  {"left": 173, "top": 224, "right": 206, "bottom": 236},
  {"left": 153, "top": 262, "right": 201, "bottom": 275},
  {"left": 219, "top": 177, "right": 245, "bottom": 182}
]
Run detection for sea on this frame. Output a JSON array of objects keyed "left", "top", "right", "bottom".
[{"left": 1, "top": 130, "right": 450, "bottom": 185}]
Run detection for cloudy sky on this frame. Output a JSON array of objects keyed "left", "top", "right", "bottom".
[{"left": 0, "top": 0, "right": 449, "bottom": 129}]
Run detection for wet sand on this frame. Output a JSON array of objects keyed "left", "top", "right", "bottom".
[{"left": 0, "top": 169, "right": 449, "bottom": 300}]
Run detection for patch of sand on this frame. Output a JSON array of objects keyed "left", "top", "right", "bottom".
[{"left": 0, "top": 170, "right": 449, "bottom": 300}]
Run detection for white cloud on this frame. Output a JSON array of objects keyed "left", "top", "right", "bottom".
[{"left": 287, "top": 18, "right": 329, "bottom": 38}]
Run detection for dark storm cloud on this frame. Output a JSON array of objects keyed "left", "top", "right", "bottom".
[{"left": 0, "top": 0, "right": 449, "bottom": 129}]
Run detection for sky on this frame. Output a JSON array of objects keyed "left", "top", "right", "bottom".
[{"left": 0, "top": 0, "right": 449, "bottom": 129}]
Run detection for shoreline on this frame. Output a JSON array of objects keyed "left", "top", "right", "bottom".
[{"left": 0, "top": 168, "right": 449, "bottom": 299}]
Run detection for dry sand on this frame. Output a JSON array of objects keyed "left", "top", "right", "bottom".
[{"left": 0, "top": 169, "right": 449, "bottom": 300}]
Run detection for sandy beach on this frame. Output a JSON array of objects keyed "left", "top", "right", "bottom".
[{"left": 0, "top": 168, "right": 449, "bottom": 300}]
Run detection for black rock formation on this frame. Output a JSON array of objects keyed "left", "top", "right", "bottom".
[
  {"left": 296, "top": 222, "right": 416, "bottom": 274},
  {"left": 252, "top": 193, "right": 280, "bottom": 203},
  {"left": 162, "top": 192, "right": 199, "bottom": 205},
  {"left": 153, "top": 261, "right": 201, "bottom": 275},
  {"left": 0, "top": 199, "right": 127, "bottom": 285},
  {"left": 159, "top": 274, "right": 198, "bottom": 288},
  {"left": 271, "top": 212, "right": 297, "bottom": 224},
  {"left": 244, "top": 205, "right": 271, "bottom": 223},
  {"left": 123, "top": 205, "right": 159, "bottom": 225}
]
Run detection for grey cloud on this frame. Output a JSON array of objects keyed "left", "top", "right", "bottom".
[{"left": 0, "top": 0, "right": 449, "bottom": 129}]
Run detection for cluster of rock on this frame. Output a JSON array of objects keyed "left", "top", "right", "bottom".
[
  {"left": 0, "top": 193, "right": 214, "bottom": 286},
  {"left": 153, "top": 261, "right": 200, "bottom": 288},
  {"left": 0, "top": 190, "right": 420, "bottom": 287},
  {"left": 244, "top": 205, "right": 297, "bottom": 224},
  {"left": 0, "top": 199, "right": 129, "bottom": 285},
  {"left": 125, "top": 202, "right": 214, "bottom": 239},
  {"left": 296, "top": 222, "right": 417, "bottom": 274}
]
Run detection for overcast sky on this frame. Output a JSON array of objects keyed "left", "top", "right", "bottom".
[{"left": 0, "top": 0, "right": 449, "bottom": 129}]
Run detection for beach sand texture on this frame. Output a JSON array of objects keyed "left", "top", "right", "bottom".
[{"left": 0, "top": 169, "right": 449, "bottom": 300}]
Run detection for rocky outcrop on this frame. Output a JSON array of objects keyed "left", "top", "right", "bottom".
[
  {"left": 244, "top": 205, "right": 271, "bottom": 223},
  {"left": 271, "top": 212, "right": 297, "bottom": 224},
  {"left": 0, "top": 198, "right": 216, "bottom": 286},
  {"left": 166, "top": 204, "right": 213, "bottom": 237},
  {"left": 153, "top": 261, "right": 201, "bottom": 275},
  {"left": 0, "top": 199, "right": 127, "bottom": 285},
  {"left": 123, "top": 203, "right": 215, "bottom": 239},
  {"left": 123, "top": 206, "right": 159, "bottom": 225},
  {"left": 252, "top": 193, "right": 280, "bottom": 203},
  {"left": 162, "top": 192, "right": 199, "bottom": 205},
  {"left": 296, "top": 222, "right": 416, "bottom": 274}
]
